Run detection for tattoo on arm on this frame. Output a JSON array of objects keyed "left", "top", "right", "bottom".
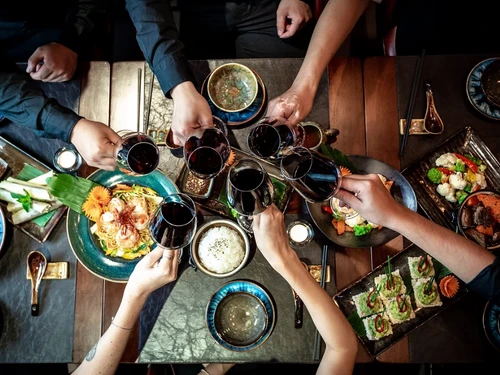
[{"left": 85, "top": 340, "right": 99, "bottom": 362}]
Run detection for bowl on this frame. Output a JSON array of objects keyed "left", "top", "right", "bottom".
[
  {"left": 207, "top": 63, "right": 258, "bottom": 112},
  {"left": 206, "top": 280, "right": 275, "bottom": 351},
  {"left": 481, "top": 59, "right": 500, "bottom": 108},
  {"left": 457, "top": 189, "right": 500, "bottom": 251},
  {"left": 0, "top": 206, "right": 5, "bottom": 255},
  {"left": 190, "top": 219, "right": 250, "bottom": 278}
]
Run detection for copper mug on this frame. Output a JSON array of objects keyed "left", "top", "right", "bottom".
[{"left": 299, "top": 121, "right": 339, "bottom": 151}]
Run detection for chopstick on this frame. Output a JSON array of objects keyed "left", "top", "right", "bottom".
[
  {"left": 145, "top": 74, "right": 155, "bottom": 135},
  {"left": 313, "top": 244, "right": 329, "bottom": 361},
  {"left": 399, "top": 49, "right": 426, "bottom": 156},
  {"left": 137, "top": 68, "right": 142, "bottom": 132}
]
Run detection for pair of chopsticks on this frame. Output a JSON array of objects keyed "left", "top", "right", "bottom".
[
  {"left": 399, "top": 49, "right": 426, "bottom": 157},
  {"left": 313, "top": 244, "right": 329, "bottom": 361}
]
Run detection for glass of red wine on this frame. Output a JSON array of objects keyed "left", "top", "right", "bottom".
[
  {"left": 116, "top": 130, "right": 160, "bottom": 175},
  {"left": 184, "top": 127, "right": 231, "bottom": 180},
  {"left": 227, "top": 159, "right": 274, "bottom": 233},
  {"left": 280, "top": 147, "right": 341, "bottom": 203},
  {"left": 248, "top": 116, "right": 304, "bottom": 160},
  {"left": 149, "top": 193, "right": 197, "bottom": 253}
]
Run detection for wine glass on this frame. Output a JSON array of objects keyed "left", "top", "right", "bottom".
[
  {"left": 226, "top": 159, "right": 274, "bottom": 233},
  {"left": 184, "top": 127, "right": 231, "bottom": 180},
  {"left": 280, "top": 147, "right": 341, "bottom": 203},
  {"left": 148, "top": 193, "right": 197, "bottom": 256},
  {"left": 116, "top": 130, "right": 160, "bottom": 176},
  {"left": 248, "top": 116, "right": 304, "bottom": 160}
]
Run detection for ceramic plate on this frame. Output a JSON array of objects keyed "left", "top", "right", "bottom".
[
  {"left": 466, "top": 57, "right": 500, "bottom": 120},
  {"left": 201, "top": 69, "right": 267, "bottom": 127},
  {"left": 66, "top": 169, "right": 178, "bottom": 282},
  {"left": 0, "top": 206, "right": 4, "bottom": 254},
  {"left": 401, "top": 127, "right": 500, "bottom": 231},
  {"left": 206, "top": 280, "right": 275, "bottom": 351},
  {"left": 483, "top": 301, "right": 500, "bottom": 352},
  {"left": 307, "top": 155, "right": 417, "bottom": 248}
]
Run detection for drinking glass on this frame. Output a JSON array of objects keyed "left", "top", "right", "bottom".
[
  {"left": 248, "top": 116, "right": 304, "bottom": 160},
  {"left": 116, "top": 130, "right": 160, "bottom": 176},
  {"left": 280, "top": 147, "right": 341, "bottom": 203},
  {"left": 227, "top": 159, "right": 274, "bottom": 233},
  {"left": 148, "top": 193, "right": 197, "bottom": 252},
  {"left": 184, "top": 127, "right": 231, "bottom": 180}
]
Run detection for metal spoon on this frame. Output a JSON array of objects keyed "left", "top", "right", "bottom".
[{"left": 27, "top": 251, "right": 47, "bottom": 316}]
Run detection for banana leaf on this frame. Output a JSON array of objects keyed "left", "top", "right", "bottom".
[{"left": 47, "top": 174, "right": 98, "bottom": 213}]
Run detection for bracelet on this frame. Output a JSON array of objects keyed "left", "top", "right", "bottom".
[{"left": 111, "top": 317, "right": 134, "bottom": 331}]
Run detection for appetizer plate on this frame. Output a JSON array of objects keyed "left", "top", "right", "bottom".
[
  {"left": 0, "top": 136, "right": 66, "bottom": 243},
  {"left": 307, "top": 155, "right": 417, "bottom": 248},
  {"left": 466, "top": 57, "right": 500, "bottom": 120},
  {"left": 402, "top": 127, "right": 500, "bottom": 231},
  {"left": 483, "top": 301, "right": 500, "bottom": 352},
  {"left": 334, "top": 244, "right": 468, "bottom": 357},
  {"left": 206, "top": 280, "right": 275, "bottom": 351},
  {"left": 66, "top": 168, "right": 178, "bottom": 282}
]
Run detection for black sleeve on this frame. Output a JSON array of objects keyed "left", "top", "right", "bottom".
[
  {"left": 467, "top": 256, "right": 500, "bottom": 305},
  {"left": 125, "top": 0, "right": 196, "bottom": 97},
  {"left": 0, "top": 72, "right": 82, "bottom": 143}
]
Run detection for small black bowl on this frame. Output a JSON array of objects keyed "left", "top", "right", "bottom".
[{"left": 481, "top": 59, "right": 500, "bottom": 108}]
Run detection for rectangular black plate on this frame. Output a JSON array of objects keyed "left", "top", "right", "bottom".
[
  {"left": 0, "top": 136, "right": 67, "bottom": 243},
  {"left": 334, "top": 244, "right": 468, "bottom": 357},
  {"left": 175, "top": 147, "right": 293, "bottom": 219},
  {"left": 401, "top": 127, "right": 500, "bottom": 230}
]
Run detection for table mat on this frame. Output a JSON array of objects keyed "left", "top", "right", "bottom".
[
  {"left": 396, "top": 55, "right": 500, "bottom": 363},
  {"left": 0, "top": 219, "right": 77, "bottom": 363},
  {"left": 0, "top": 63, "right": 81, "bottom": 167},
  {"left": 138, "top": 214, "right": 336, "bottom": 363}
]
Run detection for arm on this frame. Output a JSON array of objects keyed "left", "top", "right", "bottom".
[
  {"left": 268, "top": 0, "right": 371, "bottom": 124},
  {"left": 72, "top": 247, "right": 179, "bottom": 375},
  {"left": 253, "top": 206, "right": 357, "bottom": 375}
]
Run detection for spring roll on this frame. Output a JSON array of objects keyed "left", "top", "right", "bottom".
[
  {"left": 12, "top": 202, "right": 63, "bottom": 225},
  {"left": 27, "top": 171, "right": 54, "bottom": 186},
  {"left": 0, "top": 181, "right": 54, "bottom": 202},
  {"left": 7, "top": 201, "right": 51, "bottom": 213}
]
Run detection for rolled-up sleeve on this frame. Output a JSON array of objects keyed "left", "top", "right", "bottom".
[
  {"left": 0, "top": 72, "right": 82, "bottom": 143},
  {"left": 468, "top": 256, "right": 500, "bottom": 305},
  {"left": 126, "top": 0, "right": 195, "bottom": 97}
]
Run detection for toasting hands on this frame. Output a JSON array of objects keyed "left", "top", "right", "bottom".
[{"left": 267, "top": 84, "right": 314, "bottom": 126}]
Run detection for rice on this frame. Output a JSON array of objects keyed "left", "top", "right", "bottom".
[{"left": 198, "top": 226, "right": 245, "bottom": 274}]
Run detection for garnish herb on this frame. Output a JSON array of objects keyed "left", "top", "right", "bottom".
[
  {"left": 385, "top": 255, "right": 394, "bottom": 290},
  {"left": 10, "top": 189, "right": 32, "bottom": 212},
  {"left": 417, "top": 255, "right": 429, "bottom": 274},
  {"left": 398, "top": 290, "right": 410, "bottom": 312},
  {"left": 424, "top": 275, "right": 435, "bottom": 295},
  {"left": 367, "top": 283, "right": 383, "bottom": 308}
]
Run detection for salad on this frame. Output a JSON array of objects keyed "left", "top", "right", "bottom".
[{"left": 426, "top": 152, "right": 487, "bottom": 204}]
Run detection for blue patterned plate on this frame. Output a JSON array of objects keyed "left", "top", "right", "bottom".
[
  {"left": 206, "top": 280, "right": 275, "bottom": 351},
  {"left": 66, "top": 169, "right": 178, "bottom": 282},
  {"left": 0, "top": 206, "right": 5, "bottom": 254},
  {"left": 466, "top": 58, "right": 500, "bottom": 120},
  {"left": 201, "top": 69, "right": 267, "bottom": 127},
  {"left": 483, "top": 301, "right": 500, "bottom": 352}
]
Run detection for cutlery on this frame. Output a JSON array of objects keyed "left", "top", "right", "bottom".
[{"left": 27, "top": 251, "right": 47, "bottom": 316}]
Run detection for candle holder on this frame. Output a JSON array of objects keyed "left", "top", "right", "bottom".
[
  {"left": 286, "top": 220, "right": 314, "bottom": 246},
  {"left": 53, "top": 147, "right": 82, "bottom": 173}
]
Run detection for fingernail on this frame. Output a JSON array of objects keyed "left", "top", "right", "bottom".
[{"left": 26, "top": 67, "right": 31, "bottom": 73}]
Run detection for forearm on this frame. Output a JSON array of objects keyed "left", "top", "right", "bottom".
[
  {"left": 293, "top": 0, "right": 370, "bottom": 94},
  {"left": 73, "top": 291, "right": 147, "bottom": 375},
  {"left": 388, "top": 206, "right": 495, "bottom": 283}
]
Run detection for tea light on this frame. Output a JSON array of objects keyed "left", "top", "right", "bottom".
[
  {"left": 53, "top": 147, "right": 82, "bottom": 173},
  {"left": 287, "top": 220, "right": 314, "bottom": 246}
]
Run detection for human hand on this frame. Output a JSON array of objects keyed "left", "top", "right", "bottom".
[
  {"left": 277, "top": 0, "right": 313, "bottom": 38},
  {"left": 333, "top": 174, "right": 403, "bottom": 228},
  {"left": 252, "top": 205, "right": 294, "bottom": 271},
  {"left": 170, "top": 81, "right": 213, "bottom": 145},
  {"left": 125, "top": 246, "right": 179, "bottom": 299},
  {"left": 27, "top": 43, "right": 78, "bottom": 82},
  {"left": 70, "top": 119, "right": 122, "bottom": 171},
  {"left": 267, "top": 84, "right": 314, "bottom": 125}
]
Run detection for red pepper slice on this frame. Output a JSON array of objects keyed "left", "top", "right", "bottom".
[
  {"left": 396, "top": 295, "right": 408, "bottom": 313},
  {"left": 417, "top": 255, "right": 429, "bottom": 274},
  {"left": 437, "top": 167, "right": 453, "bottom": 176},
  {"left": 455, "top": 153, "right": 478, "bottom": 173},
  {"left": 321, "top": 205, "right": 333, "bottom": 215},
  {"left": 366, "top": 289, "right": 376, "bottom": 308},
  {"left": 375, "top": 315, "right": 385, "bottom": 333},
  {"left": 386, "top": 278, "right": 394, "bottom": 291}
]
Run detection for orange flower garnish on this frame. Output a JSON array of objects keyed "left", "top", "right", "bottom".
[
  {"left": 340, "top": 166, "right": 351, "bottom": 176},
  {"left": 88, "top": 186, "right": 111, "bottom": 206},
  {"left": 82, "top": 199, "right": 102, "bottom": 222},
  {"left": 439, "top": 275, "right": 459, "bottom": 298},
  {"left": 226, "top": 149, "right": 236, "bottom": 167}
]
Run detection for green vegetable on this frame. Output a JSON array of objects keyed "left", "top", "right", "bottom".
[
  {"left": 270, "top": 177, "right": 286, "bottom": 206},
  {"left": 464, "top": 153, "right": 482, "bottom": 165},
  {"left": 47, "top": 174, "right": 98, "bottom": 213},
  {"left": 478, "top": 164, "right": 487, "bottom": 173},
  {"left": 425, "top": 275, "right": 436, "bottom": 294},
  {"left": 427, "top": 168, "right": 443, "bottom": 184},
  {"left": 320, "top": 144, "right": 358, "bottom": 174},
  {"left": 464, "top": 184, "right": 472, "bottom": 193},
  {"left": 354, "top": 224, "right": 372, "bottom": 236},
  {"left": 332, "top": 209, "right": 343, "bottom": 221},
  {"left": 457, "top": 191, "right": 468, "bottom": 204},
  {"left": 455, "top": 160, "right": 466, "bottom": 173},
  {"left": 10, "top": 189, "right": 32, "bottom": 212}
]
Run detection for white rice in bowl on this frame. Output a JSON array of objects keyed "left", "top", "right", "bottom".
[{"left": 197, "top": 226, "right": 245, "bottom": 274}]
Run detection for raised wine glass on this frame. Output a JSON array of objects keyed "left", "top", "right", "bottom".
[
  {"left": 116, "top": 130, "right": 160, "bottom": 175},
  {"left": 184, "top": 127, "right": 231, "bottom": 180},
  {"left": 280, "top": 147, "right": 341, "bottom": 203},
  {"left": 226, "top": 159, "right": 274, "bottom": 233}
]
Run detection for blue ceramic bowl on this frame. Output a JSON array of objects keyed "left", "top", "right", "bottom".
[
  {"left": 0, "top": 206, "right": 5, "bottom": 254},
  {"left": 466, "top": 58, "right": 500, "bottom": 120},
  {"left": 483, "top": 301, "right": 500, "bottom": 352},
  {"left": 66, "top": 168, "right": 178, "bottom": 282},
  {"left": 206, "top": 280, "right": 275, "bottom": 351}
]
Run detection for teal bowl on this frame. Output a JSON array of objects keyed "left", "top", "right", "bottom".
[
  {"left": 207, "top": 63, "right": 258, "bottom": 113},
  {"left": 66, "top": 168, "right": 178, "bottom": 282}
]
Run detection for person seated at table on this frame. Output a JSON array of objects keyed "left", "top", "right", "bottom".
[
  {"left": 335, "top": 174, "right": 499, "bottom": 304},
  {"left": 267, "top": 0, "right": 381, "bottom": 125},
  {"left": 124, "top": 0, "right": 316, "bottom": 146},
  {"left": 0, "top": 1, "right": 120, "bottom": 171}
]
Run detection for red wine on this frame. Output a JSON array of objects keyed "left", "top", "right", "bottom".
[
  {"left": 117, "top": 135, "right": 159, "bottom": 174},
  {"left": 149, "top": 202, "right": 195, "bottom": 249},
  {"left": 187, "top": 147, "right": 223, "bottom": 179},
  {"left": 248, "top": 125, "right": 280, "bottom": 158},
  {"left": 228, "top": 168, "right": 274, "bottom": 216}
]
